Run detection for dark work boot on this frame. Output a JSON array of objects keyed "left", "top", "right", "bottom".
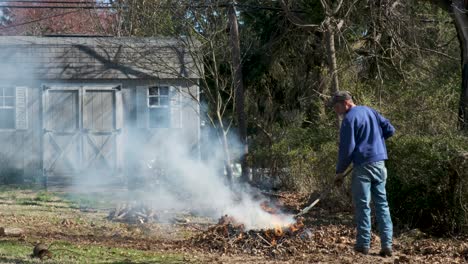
[
  {"left": 379, "top": 248, "right": 393, "bottom": 257},
  {"left": 354, "top": 246, "right": 369, "bottom": 255}
]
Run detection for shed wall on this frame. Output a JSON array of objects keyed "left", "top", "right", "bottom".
[{"left": 0, "top": 79, "right": 200, "bottom": 185}]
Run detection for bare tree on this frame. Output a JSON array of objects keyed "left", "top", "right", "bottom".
[
  {"left": 228, "top": 1, "right": 249, "bottom": 183},
  {"left": 281, "top": 0, "right": 345, "bottom": 95},
  {"left": 116, "top": 1, "right": 244, "bottom": 185},
  {"left": 350, "top": 0, "right": 464, "bottom": 131}
]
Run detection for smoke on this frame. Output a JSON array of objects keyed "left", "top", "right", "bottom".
[
  {"left": 224, "top": 193, "right": 296, "bottom": 229},
  {"left": 118, "top": 130, "right": 296, "bottom": 230},
  {"left": 68, "top": 125, "right": 294, "bottom": 230}
]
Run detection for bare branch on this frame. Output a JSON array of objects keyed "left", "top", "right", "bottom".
[
  {"left": 279, "top": 0, "right": 320, "bottom": 29},
  {"left": 320, "top": 0, "right": 331, "bottom": 16},
  {"left": 331, "top": 0, "right": 344, "bottom": 16}
]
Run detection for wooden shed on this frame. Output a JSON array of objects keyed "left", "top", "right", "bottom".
[{"left": 0, "top": 36, "right": 200, "bottom": 187}]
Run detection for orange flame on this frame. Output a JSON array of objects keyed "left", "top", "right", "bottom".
[
  {"left": 289, "top": 225, "right": 298, "bottom": 233},
  {"left": 274, "top": 225, "right": 283, "bottom": 237},
  {"left": 289, "top": 220, "right": 304, "bottom": 233},
  {"left": 270, "top": 238, "right": 277, "bottom": 246}
]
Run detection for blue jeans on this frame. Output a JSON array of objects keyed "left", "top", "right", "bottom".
[{"left": 352, "top": 161, "right": 393, "bottom": 249}]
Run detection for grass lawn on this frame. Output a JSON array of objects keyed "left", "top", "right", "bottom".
[
  {"left": 0, "top": 186, "right": 197, "bottom": 264},
  {"left": 0, "top": 240, "right": 186, "bottom": 263}
]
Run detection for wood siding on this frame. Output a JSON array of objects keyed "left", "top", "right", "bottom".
[{"left": 0, "top": 80, "right": 199, "bottom": 185}]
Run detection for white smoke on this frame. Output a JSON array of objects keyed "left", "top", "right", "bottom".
[
  {"left": 70, "top": 125, "right": 296, "bottom": 230},
  {"left": 124, "top": 130, "right": 296, "bottom": 230}
]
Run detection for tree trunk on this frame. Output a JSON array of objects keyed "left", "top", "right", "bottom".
[
  {"left": 222, "top": 129, "right": 234, "bottom": 186},
  {"left": 460, "top": 63, "right": 468, "bottom": 130},
  {"left": 215, "top": 111, "right": 233, "bottom": 185},
  {"left": 324, "top": 18, "right": 339, "bottom": 94},
  {"left": 451, "top": 0, "right": 468, "bottom": 131},
  {"left": 228, "top": 2, "right": 249, "bottom": 182},
  {"left": 323, "top": 18, "right": 342, "bottom": 128}
]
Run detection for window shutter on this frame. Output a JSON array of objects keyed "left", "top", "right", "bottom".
[
  {"left": 170, "top": 86, "right": 182, "bottom": 128},
  {"left": 136, "top": 86, "right": 148, "bottom": 128},
  {"left": 15, "top": 86, "right": 28, "bottom": 130}
]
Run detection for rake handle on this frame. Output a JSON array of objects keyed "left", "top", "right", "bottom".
[{"left": 294, "top": 167, "right": 353, "bottom": 218}]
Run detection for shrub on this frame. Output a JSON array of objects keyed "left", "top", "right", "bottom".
[
  {"left": 249, "top": 124, "right": 337, "bottom": 192},
  {"left": 386, "top": 134, "right": 468, "bottom": 235}
]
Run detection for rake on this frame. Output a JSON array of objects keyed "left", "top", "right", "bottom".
[{"left": 294, "top": 167, "right": 353, "bottom": 218}]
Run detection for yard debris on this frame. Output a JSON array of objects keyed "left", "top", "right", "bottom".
[
  {"left": 61, "top": 219, "right": 75, "bottom": 227},
  {"left": 107, "top": 202, "right": 158, "bottom": 224},
  {"left": 191, "top": 214, "right": 312, "bottom": 257},
  {"left": 397, "top": 236, "right": 468, "bottom": 262},
  {"left": 0, "top": 227, "right": 24, "bottom": 237},
  {"left": 32, "top": 243, "right": 53, "bottom": 260}
]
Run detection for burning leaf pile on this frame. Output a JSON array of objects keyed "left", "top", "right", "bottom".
[
  {"left": 191, "top": 214, "right": 315, "bottom": 257},
  {"left": 107, "top": 202, "right": 157, "bottom": 224}
]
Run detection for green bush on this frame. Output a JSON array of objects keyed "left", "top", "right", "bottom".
[
  {"left": 386, "top": 134, "right": 468, "bottom": 235},
  {"left": 249, "top": 124, "right": 337, "bottom": 192}
]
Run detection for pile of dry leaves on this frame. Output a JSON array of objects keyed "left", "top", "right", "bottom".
[
  {"left": 190, "top": 215, "right": 359, "bottom": 258},
  {"left": 191, "top": 216, "right": 468, "bottom": 262}
]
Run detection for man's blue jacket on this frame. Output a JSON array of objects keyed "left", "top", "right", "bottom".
[{"left": 336, "top": 106, "right": 395, "bottom": 174}]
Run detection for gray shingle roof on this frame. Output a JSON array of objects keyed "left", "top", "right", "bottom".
[{"left": 0, "top": 36, "right": 199, "bottom": 80}]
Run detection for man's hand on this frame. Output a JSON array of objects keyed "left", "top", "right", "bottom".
[{"left": 334, "top": 173, "right": 345, "bottom": 187}]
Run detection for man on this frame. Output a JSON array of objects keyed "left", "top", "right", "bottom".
[{"left": 330, "top": 91, "right": 395, "bottom": 257}]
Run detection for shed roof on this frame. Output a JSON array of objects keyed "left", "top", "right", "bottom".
[{"left": 0, "top": 36, "right": 199, "bottom": 80}]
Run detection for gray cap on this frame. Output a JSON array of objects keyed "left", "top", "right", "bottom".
[{"left": 329, "top": 91, "right": 352, "bottom": 106}]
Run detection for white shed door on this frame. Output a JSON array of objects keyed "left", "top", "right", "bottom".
[
  {"left": 82, "top": 88, "right": 117, "bottom": 174},
  {"left": 43, "top": 88, "right": 81, "bottom": 176},
  {"left": 43, "top": 86, "right": 121, "bottom": 181}
]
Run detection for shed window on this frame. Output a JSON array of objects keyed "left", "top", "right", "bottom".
[
  {"left": 0, "top": 87, "right": 15, "bottom": 129},
  {"left": 148, "top": 86, "right": 170, "bottom": 128}
]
